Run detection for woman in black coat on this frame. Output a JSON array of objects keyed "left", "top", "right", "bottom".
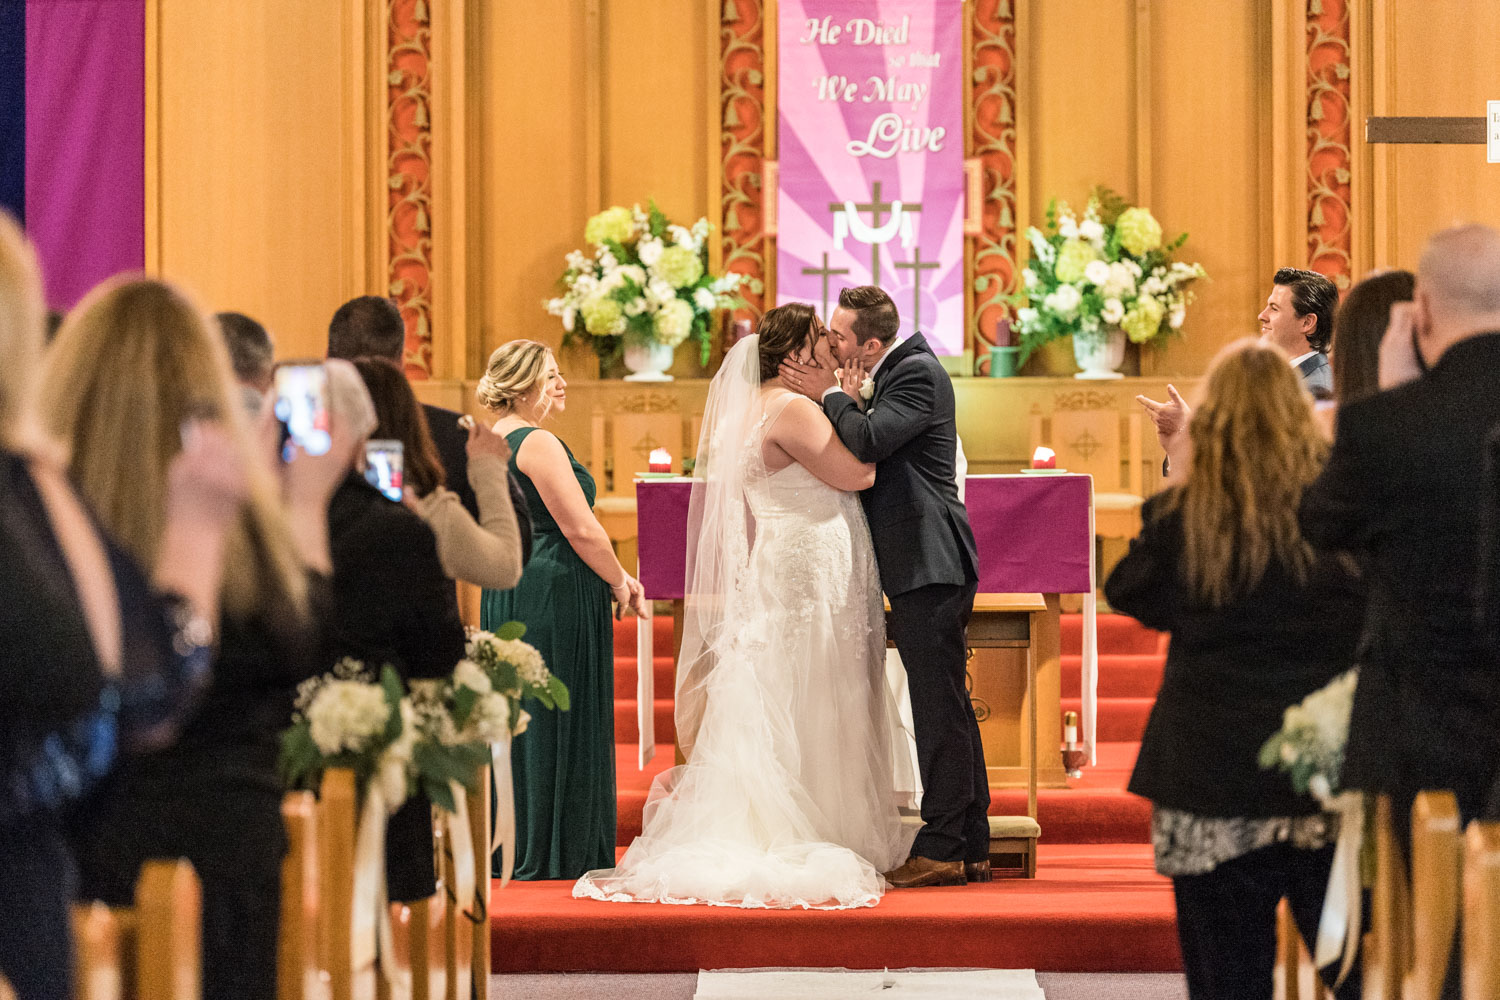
[
  {"left": 1105, "top": 340, "right": 1364, "bottom": 1000},
  {"left": 322, "top": 360, "right": 467, "bottom": 903}
]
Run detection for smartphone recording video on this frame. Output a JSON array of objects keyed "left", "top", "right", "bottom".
[
  {"left": 273, "top": 364, "right": 332, "bottom": 460},
  {"left": 364, "top": 439, "right": 404, "bottom": 502}
]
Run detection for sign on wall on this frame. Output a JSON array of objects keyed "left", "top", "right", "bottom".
[{"left": 776, "top": 0, "right": 965, "bottom": 355}]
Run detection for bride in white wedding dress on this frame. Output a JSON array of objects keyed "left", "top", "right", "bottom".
[{"left": 574, "top": 304, "right": 914, "bottom": 909}]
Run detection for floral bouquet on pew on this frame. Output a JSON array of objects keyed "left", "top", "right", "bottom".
[
  {"left": 463, "top": 622, "right": 570, "bottom": 733},
  {"left": 1257, "top": 667, "right": 1358, "bottom": 802}
]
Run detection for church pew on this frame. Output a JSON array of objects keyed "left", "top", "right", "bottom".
[
  {"left": 1463, "top": 820, "right": 1500, "bottom": 999},
  {"left": 317, "top": 768, "right": 363, "bottom": 1000},
  {"left": 1404, "top": 791, "right": 1461, "bottom": 1000},
  {"left": 464, "top": 765, "right": 492, "bottom": 1000},
  {"left": 71, "top": 859, "right": 201, "bottom": 1000},
  {"left": 278, "top": 791, "right": 320, "bottom": 1000},
  {"left": 1274, "top": 897, "right": 1330, "bottom": 1000},
  {"left": 1365, "top": 794, "right": 1411, "bottom": 1000}
]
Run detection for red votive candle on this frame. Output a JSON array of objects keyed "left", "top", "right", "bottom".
[
  {"left": 648, "top": 448, "right": 672, "bottom": 474},
  {"left": 995, "top": 317, "right": 1013, "bottom": 348},
  {"left": 1031, "top": 446, "right": 1056, "bottom": 469}
]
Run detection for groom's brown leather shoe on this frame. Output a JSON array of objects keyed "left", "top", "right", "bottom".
[
  {"left": 965, "top": 859, "right": 993, "bottom": 883},
  {"left": 883, "top": 856, "right": 966, "bottom": 888}
]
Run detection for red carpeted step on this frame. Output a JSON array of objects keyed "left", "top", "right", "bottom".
[
  {"left": 612, "top": 656, "right": 676, "bottom": 699},
  {"left": 612, "top": 742, "right": 1151, "bottom": 847},
  {"left": 615, "top": 699, "right": 676, "bottom": 745},
  {"left": 1062, "top": 697, "right": 1154, "bottom": 743},
  {"left": 1061, "top": 654, "right": 1165, "bottom": 699},
  {"left": 612, "top": 616, "right": 674, "bottom": 657},
  {"left": 489, "top": 843, "right": 1180, "bottom": 974},
  {"left": 1061, "top": 613, "right": 1165, "bottom": 657}
]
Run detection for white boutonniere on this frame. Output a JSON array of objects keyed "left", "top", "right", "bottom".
[{"left": 859, "top": 377, "right": 875, "bottom": 401}]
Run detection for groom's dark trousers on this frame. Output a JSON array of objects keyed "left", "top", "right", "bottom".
[{"left": 823, "top": 332, "right": 988, "bottom": 864}]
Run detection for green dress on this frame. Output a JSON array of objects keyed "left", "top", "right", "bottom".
[{"left": 482, "top": 427, "right": 616, "bottom": 880}]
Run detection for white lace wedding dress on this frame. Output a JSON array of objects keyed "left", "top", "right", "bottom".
[{"left": 573, "top": 376, "right": 914, "bottom": 910}]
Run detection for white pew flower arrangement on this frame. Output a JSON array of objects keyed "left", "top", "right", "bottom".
[{"left": 1258, "top": 667, "right": 1362, "bottom": 986}]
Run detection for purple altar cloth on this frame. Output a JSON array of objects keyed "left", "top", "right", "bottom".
[{"left": 636, "top": 474, "right": 1093, "bottom": 599}]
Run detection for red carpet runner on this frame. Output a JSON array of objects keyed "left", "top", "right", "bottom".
[{"left": 489, "top": 613, "right": 1182, "bottom": 973}]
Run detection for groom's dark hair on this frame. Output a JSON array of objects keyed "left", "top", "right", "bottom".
[{"left": 837, "top": 286, "right": 900, "bottom": 346}]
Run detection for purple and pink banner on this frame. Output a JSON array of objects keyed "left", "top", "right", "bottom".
[
  {"left": 776, "top": 0, "right": 965, "bottom": 355},
  {"left": 1, "top": 0, "right": 145, "bottom": 311}
]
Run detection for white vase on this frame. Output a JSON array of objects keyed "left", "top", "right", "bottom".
[
  {"left": 622, "top": 337, "right": 675, "bottom": 382},
  {"left": 1072, "top": 327, "right": 1126, "bottom": 380}
]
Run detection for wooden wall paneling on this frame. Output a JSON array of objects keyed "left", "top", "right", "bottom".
[
  {"left": 1269, "top": 0, "right": 1308, "bottom": 274},
  {"left": 1348, "top": 0, "right": 1375, "bottom": 280},
  {"left": 344, "top": 0, "right": 387, "bottom": 305},
  {"left": 427, "top": 0, "right": 476, "bottom": 391}
]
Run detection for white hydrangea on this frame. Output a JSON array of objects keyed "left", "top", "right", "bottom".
[
  {"left": 711, "top": 273, "right": 743, "bottom": 294},
  {"left": 465, "top": 629, "right": 496, "bottom": 658},
  {"left": 1083, "top": 259, "right": 1111, "bottom": 287},
  {"left": 306, "top": 681, "right": 390, "bottom": 756},
  {"left": 618, "top": 264, "right": 647, "bottom": 287},
  {"left": 623, "top": 299, "right": 646, "bottom": 317},
  {"left": 1057, "top": 214, "right": 1079, "bottom": 239},
  {"left": 667, "top": 224, "right": 696, "bottom": 249},
  {"left": 1102, "top": 261, "right": 1137, "bottom": 300},
  {"left": 1044, "top": 284, "right": 1082, "bottom": 318},
  {"left": 464, "top": 691, "right": 513, "bottom": 743},
  {"left": 693, "top": 287, "right": 716, "bottom": 312},
  {"left": 1101, "top": 298, "right": 1126, "bottom": 325},
  {"left": 493, "top": 638, "right": 550, "bottom": 687},
  {"left": 1022, "top": 267, "right": 1038, "bottom": 289},
  {"left": 454, "top": 658, "right": 491, "bottom": 695},
  {"left": 645, "top": 279, "right": 676, "bottom": 308},
  {"left": 564, "top": 250, "right": 589, "bottom": 272},
  {"left": 1142, "top": 276, "right": 1167, "bottom": 296},
  {"left": 1079, "top": 218, "right": 1106, "bottom": 245},
  {"left": 637, "top": 237, "right": 664, "bottom": 267},
  {"left": 1016, "top": 307, "right": 1039, "bottom": 327}
]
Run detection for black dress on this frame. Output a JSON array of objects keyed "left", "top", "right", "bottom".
[
  {"left": 326, "top": 472, "right": 467, "bottom": 902},
  {"left": 0, "top": 451, "right": 189, "bottom": 1000}
]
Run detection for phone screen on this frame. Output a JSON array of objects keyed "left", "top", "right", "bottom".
[
  {"left": 364, "top": 439, "right": 404, "bottom": 502},
  {"left": 273, "top": 364, "right": 332, "bottom": 460}
]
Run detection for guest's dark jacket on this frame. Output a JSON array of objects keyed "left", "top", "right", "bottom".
[
  {"left": 422, "top": 402, "right": 532, "bottom": 566},
  {"left": 1108, "top": 493, "right": 1363, "bottom": 817},
  {"left": 823, "top": 333, "right": 978, "bottom": 597},
  {"left": 1297, "top": 351, "right": 1332, "bottom": 400},
  {"left": 327, "top": 473, "right": 466, "bottom": 902},
  {"left": 1300, "top": 332, "right": 1500, "bottom": 821}
]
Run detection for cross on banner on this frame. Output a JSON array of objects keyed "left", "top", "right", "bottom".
[
  {"left": 801, "top": 252, "right": 850, "bottom": 319},
  {"left": 829, "top": 181, "right": 921, "bottom": 285},
  {"left": 893, "top": 247, "right": 940, "bottom": 332}
]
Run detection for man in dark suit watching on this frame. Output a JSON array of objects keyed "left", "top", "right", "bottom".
[
  {"left": 1300, "top": 224, "right": 1500, "bottom": 998},
  {"left": 779, "top": 285, "right": 985, "bottom": 888},
  {"left": 326, "top": 295, "right": 531, "bottom": 561}
]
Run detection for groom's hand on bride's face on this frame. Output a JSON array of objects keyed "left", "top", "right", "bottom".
[{"left": 779, "top": 356, "right": 838, "bottom": 399}]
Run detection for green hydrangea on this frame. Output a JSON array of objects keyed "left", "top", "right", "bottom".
[
  {"left": 581, "top": 296, "right": 626, "bottom": 336},
  {"left": 1116, "top": 207, "right": 1163, "bottom": 256},
  {"left": 652, "top": 299, "right": 694, "bottom": 347},
  {"left": 1054, "top": 239, "right": 1100, "bottom": 284},
  {"left": 654, "top": 245, "right": 704, "bottom": 289},
  {"left": 1121, "top": 297, "right": 1165, "bottom": 343},
  {"left": 584, "top": 206, "right": 634, "bottom": 246}
]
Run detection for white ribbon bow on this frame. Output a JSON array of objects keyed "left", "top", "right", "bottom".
[{"left": 1314, "top": 790, "right": 1364, "bottom": 988}]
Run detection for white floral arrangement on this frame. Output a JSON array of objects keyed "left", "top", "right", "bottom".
[
  {"left": 546, "top": 202, "right": 748, "bottom": 367},
  {"left": 464, "top": 622, "right": 569, "bottom": 736},
  {"left": 1009, "top": 187, "right": 1207, "bottom": 363},
  {"left": 1258, "top": 668, "right": 1359, "bottom": 802}
]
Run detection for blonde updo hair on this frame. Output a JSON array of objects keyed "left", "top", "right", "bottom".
[
  {"left": 0, "top": 212, "right": 46, "bottom": 448},
  {"left": 477, "top": 340, "right": 553, "bottom": 415}
]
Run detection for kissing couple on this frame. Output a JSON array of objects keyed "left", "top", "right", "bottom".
[{"left": 575, "top": 285, "right": 985, "bottom": 909}]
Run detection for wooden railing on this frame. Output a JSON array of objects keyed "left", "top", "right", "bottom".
[{"left": 72, "top": 859, "right": 201, "bottom": 1000}]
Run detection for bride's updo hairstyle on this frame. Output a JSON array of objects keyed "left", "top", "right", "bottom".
[
  {"left": 757, "top": 302, "right": 816, "bottom": 381},
  {"left": 477, "top": 339, "right": 553, "bottom": 416}
]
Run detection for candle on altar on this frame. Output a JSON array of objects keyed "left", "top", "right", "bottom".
[
  {"left": 1064, "top": 710, "right": 1079, "bottom": 748},
  {"left": 648, "top": 448, "right": 673, "bottom": 474},
  {"left": 1031, "top": 446, "right": 1056, "bottom": 469},
  {"left": 994, "top": 317, "right": 1013, "bottom": 348}
]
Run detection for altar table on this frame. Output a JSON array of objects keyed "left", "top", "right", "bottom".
[{"left": 632, "top": 475, "right": 1099, "bottom": 781}]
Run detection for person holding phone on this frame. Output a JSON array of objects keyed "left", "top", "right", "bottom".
[
  {"left": 321, "top": 359, "right": 468, "bottom": 906},
  {"left": 40, "top": 279, "right": 349, "bottom": 1000},
  {"left": 351, "top": 357, "right": 523, "bottom": 591},
  {"left": 477, "top": 340, "right": 644, "bottom": 881}
]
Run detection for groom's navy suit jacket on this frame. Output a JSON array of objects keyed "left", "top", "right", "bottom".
[{"left": 824, "top": 332, "right": 979, "bottom": 598}]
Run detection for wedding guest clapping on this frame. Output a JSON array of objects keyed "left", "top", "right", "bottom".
[
  {"left": 352, "top": 357, "right": 522, "bottom": 590},
  {"left": 1106, "top": 340, "right": 1362, "bottom": 1000},
  {"left": 38, "top": 276, "right": 342, "bottom": 1000},
  {"left": 321, "top": 360, "right": 467, "bottom": 904},
  {"left": 0, "top": 217, "right": 246, "bottom": 1000},
  {"left": 477, "top": 340, "right": 643, "bottom": 880}
]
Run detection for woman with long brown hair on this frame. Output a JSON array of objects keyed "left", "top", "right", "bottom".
[
  {"left": 42, "top": 278, "right": 352, "bottom": 1000},
  {"left": 1105, "top": 339, "right": 1363, "bottom": 999}
]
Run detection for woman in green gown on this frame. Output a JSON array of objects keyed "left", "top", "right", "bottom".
[{"left": 477, "top": 341, "right": 646, "bottom": 880}]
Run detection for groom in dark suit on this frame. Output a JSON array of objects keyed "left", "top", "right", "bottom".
[{"left": 780, "top": 285, "right": 986, "bottom": 887}]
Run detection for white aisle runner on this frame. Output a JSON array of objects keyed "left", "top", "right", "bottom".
[{"left": 694, "top": 968, "right": 1045, "bottom": 999}]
